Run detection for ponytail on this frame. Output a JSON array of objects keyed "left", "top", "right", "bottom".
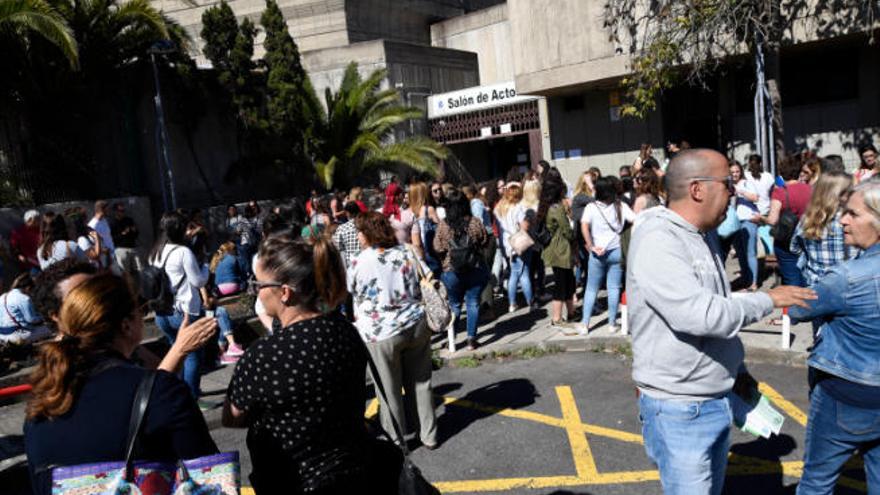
[
  {"left": 311, "top": 237, "right": 347, "bottom": 311},
  {"left": 27, "top": 338, "right": 80, "bottom": 419}
]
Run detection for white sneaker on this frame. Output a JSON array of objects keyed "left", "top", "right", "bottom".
[
  {"left": 608, "top": 325, "right": 620, "bottom": 334},
  {"left": 508, "top": 305, "right": 517, "bottom": 314},
  {"left": 576, "top": 323, "right": 590, "bottom": 336}
]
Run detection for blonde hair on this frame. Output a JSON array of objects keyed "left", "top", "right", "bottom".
[
  {"left": 495, "top": 184, "right": 523, "bottom": 217},
  {"left": 210, "top": 241, "right": 237, "bottom": 273},
  {"left": 574, "top": 172, "right": 594, "bottom": 196},
  {"left": 801, "top": 172, "right": 852, "bottom": 240},
  {"left": 522, "top": 180, "right": 541, "bottom": 209},
  {"left": 409, "top": 182, "right": 429, "bottom": 217}
]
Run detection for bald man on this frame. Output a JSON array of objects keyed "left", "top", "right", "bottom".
[{"left": 627, "top": 149, "right": 815, "bottom": 494}]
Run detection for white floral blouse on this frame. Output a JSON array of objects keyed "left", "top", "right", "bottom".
[{"left": 347, "top": 245, "right": 425, "bottom": 343}]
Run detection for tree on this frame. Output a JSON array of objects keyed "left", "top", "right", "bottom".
[
  {"left": 310, "top": 62, "right": 447, "bottom": 189},
  {"left": 604, "top": 0, "right": 879, "bottom": 156},
  {"left": 0, "top": 0, "right": 77, "bottom": 67},
  {"left": 261, "top": 0, "right": 321, "bottom": 162}
]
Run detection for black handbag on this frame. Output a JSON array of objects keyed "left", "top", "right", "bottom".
[
  {"left": 771, "top": 187, "right": 798, "bottom": 249},
  {"left": 362, "top": 344, "right": 441, "bottom": 495}
]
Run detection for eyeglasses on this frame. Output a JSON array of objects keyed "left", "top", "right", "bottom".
[
  {"left": 431, "top": 188, "right": 442, "bottom": 193},
  {"left": 690, "top": 175, "right": 735, "bottom": 193},
  {"left": 248, "top": 279, "right": 284, "bottom": 291}
]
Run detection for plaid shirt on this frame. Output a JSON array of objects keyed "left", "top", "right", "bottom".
[
  {"left": 332, "top": 219, "right": 361, "bottom": 268},
  {"left": 791, "top": 212, "right": 859, "bottom": 286}
]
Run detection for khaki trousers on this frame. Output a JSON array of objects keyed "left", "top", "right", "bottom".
[{"left": 366, "top": 318, "right": 437, "bottom": 446}]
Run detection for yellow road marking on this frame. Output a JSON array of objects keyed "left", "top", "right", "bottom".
[
  {"left": 759, "top": 382, "right": 808, "bottom": 427},
  {"left": 242, "top": 488, "right": 254, "bottom": 495},
  {"left": 556, "top": 385, "right": 599, "bottom": 479},
  {"left": 434, "top": 475, "right": 585, "bottom": 492}
]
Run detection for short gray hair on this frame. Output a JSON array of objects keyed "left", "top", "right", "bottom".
[
  {"left": 23, "top": 210, "right": 40, "bottom": 222},
  {"left": 852, "top": 177, "right": 880, "bottom": 231}
]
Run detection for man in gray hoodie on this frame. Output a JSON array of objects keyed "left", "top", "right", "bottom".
[{"left": 628, "top": 149, "right": 815, "bottom": 495}]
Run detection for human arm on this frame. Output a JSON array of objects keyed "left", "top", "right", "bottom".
[
  {"left": 427, "top": 206, "right": 440, "bottom": 224},
  {"left": 157, "top": 314, "right": 218, "bottom": 373},
  {"left": 788, "top": 269, "right": 847, "bottom": 323},
  {"left": 181, "top": 249, "right": 209, "bottom": 288},
  {"left": 760, "top": 199, "right": 783, "bottom": 226},
  {"left": 222, "top": 346, "right": 261, "bottom": 428},
  {"left": 632, "top": 195, "right": 647, "bottom": 214},
  {"left": 410, "top": 219, "right": 423, "bottom": 259}
]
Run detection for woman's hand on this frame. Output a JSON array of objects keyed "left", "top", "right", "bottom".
[
  {"left": 591, "top": 246, "right": 606, "bottom": 256},
  {"left": 158, "top": 314, "right": 218, "bottom": 373}
]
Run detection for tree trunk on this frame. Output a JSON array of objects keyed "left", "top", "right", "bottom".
[{"left": 765, "top": 45, "right": 786, "bottom": 168}]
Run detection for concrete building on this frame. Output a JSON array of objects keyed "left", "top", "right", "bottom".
[{"left": 159, "top": 0, "right": 880, "bottom": 183}]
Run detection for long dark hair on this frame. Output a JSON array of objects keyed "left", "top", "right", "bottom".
[
  {"left": 40, "top": 212, "right": 69, "bottom": 259},
  {"left": 594, "top": 176, "right": 622, "bottom": 221},
  {"left": 149, "top": 211, "right": 188, "bottom": 262},
  {"left": 537, "top": 175, "right": 567, "bottom": 223},
  {"left": 444, "top": 189, "right": 471, "bottom": 236}
]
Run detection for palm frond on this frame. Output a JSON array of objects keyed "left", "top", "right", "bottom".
[
  {"left": 315, "top": 156, "right": 338, "bottom": 189},
  {"left": 361, "top": 105, "right": 423, "bottom": 136},
  {"left": 0, "top": 0, "right": 78, "bottom": 67},
  {"left": 362, "top": 136, "right": 447, "bottom": 177},
  {"left": 111, "top": 0, "right": 168, "bottom": 40}
]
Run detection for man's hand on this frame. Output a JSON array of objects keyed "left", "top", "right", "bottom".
[{"left": 767, "top": 286, "right": 817, "bottom": 309}]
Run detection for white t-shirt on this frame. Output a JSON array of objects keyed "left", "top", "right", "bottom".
[
  {"left": 150, "top": 244, "right": 208, "bottom": 316},
  {"left": 87, "top": 217, "right": 115, "bottom": 252},
  {"left": 580, "top": 201, "right": 636, "bottom": 252},
  {"left": 77, "top": 235, "right": 113, "bottom": 269},
  {"left": 495, "top": 203, "right": 526, "bottom": 255},
  {"left": 748, "top": 172, "right": 775, "bottom": 215},
  {"left": 37, "top": 240, "right": 86, "bottom": 270},
  {"left": 734, "top": 180, "right": 761, "bottom": 221}
]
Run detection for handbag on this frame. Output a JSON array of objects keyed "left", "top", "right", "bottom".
[
  {"left": 407, "top": 246, "right": 451, "bottom": 333},
  {"left": 362, "top": 340, "right": 441, "bottom": 495},
  {"left": 717, "top": 204, "right": 741, "bottom": 239},
  {"left": 508, "top": 229, "right": 534, "bottom": 256},
  {"left": 49, "top": 371, "right": 240, "bottom": 495},
  {"left": 770, "top": 187, "right": 798, "bottom": 249}
]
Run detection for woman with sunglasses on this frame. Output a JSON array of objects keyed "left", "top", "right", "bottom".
[{"left": 224, "top": 235, "right": 399, "bottom": 494}]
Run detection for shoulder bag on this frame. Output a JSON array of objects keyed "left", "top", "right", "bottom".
[
  {"left": 770, "top": 187, "right": 798, "bottom": 249},
  {"left": 407, "top": 246, "right": 451, "bottom": 333},
  {"left": 49, "top": 371, "right": 240, "bottom": 495}
]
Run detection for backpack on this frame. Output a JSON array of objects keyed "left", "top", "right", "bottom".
[
  {"left": 140, "top": 246, "right": 184, "bottom": 316},
  {"left": 770, "top": 187, "right": 798, "bottom": 249},
  {"left": 525, "top": 209, "right": 552, "bottom": 248},
  {"left": 448, "top": 230, "right": 481, "bottom": 273}
]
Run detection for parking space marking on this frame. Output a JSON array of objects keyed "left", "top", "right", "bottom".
[
  {"left": 556, "top": 385, "right": 600, "bottom": 479},
  {"left": 759, "top": 382, "right": 808, "bottom": 427},
  {"left": 239, "top": 381, "right": 866, "bottom": 493}
]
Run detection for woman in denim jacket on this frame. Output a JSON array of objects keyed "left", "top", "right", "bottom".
[{"left": 790, "top": 179, "right": 880, "bottom": 494}]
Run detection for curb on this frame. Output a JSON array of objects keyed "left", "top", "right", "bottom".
[{"left": 437, "top": 335, "right": 809, "bottom": 368}]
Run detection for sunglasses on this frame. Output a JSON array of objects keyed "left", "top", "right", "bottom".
[
  {"left": 431, "top": 188, "right": 442, "bottom": 193},
  {"left": 690, "top": 175, "right": 735, "bottom": 193},
  {"left": 248, "top": 279, "right": 284, "bottom": 291}
]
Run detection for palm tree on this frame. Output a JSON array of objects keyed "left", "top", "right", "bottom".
[
  {"left": 311, "top": 62, "right": 448, "bottom": 189},
  {"left": 0, "top": 0, "right": 78, "bottom": 66}
]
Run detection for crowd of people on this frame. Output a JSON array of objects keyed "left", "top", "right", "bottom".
[{"left": 2, "top": 139, "right": 879, "bottom": 495}]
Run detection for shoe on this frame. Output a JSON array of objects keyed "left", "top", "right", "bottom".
[
  {"left": 197, "top": 399, "right": 221, "bottom": 412},
  {"left": 422, "top": 441, "right": 438, "bottom": 450},
  {"left": 509, "top": 305, "right": 518, "bottom": 314},
  {"left": 220, "top": 352, "right": 241, "bottom": 365},
  {"left": 226, "top": 342, "right": 245, "bottom": 357},
  {"left": 466, "top": 338, "right": 478, "bottom": 351},
  {"left": 607, "top": 325, "right": 620, "bottom": 334},
  {"left": 576, "top": 323, "right": 590, "bottom": 336},
  {"left": 529, "top": 301, "right": 540, "bottom": 312},
  {"left": 551, "top": 320, "right": 579, "bottom": 336}
]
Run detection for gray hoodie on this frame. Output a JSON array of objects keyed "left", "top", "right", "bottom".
[{"left": 627, "top": 207, "right": 774, "bottom": 401}]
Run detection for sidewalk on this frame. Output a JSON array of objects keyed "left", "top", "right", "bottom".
[{"left": 434, "top": 261, "right": 812, "bottom": 368}]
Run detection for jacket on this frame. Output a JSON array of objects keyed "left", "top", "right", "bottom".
[
  {"left": 628, "top": 208, "right": 774, "bottom": 400},
  {"left": 791, "top": 244, "right": 880, "bottom": 386},
  {"left": 542, "top": 203, "right": 573, "bottom": 269}
]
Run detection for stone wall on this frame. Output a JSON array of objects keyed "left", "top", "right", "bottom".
[{"left": 430, "top": 2, "right": 513, "bottom": 85}]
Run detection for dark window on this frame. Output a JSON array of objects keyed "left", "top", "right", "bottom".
[
  {"left": 780, "top": 46, "right": 859, "bottom": 107},
  {"left": 563, "top": 95, "right": 585, "bottom": 111}
]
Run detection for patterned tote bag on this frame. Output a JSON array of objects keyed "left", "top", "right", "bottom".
[{"left": 50, "top": 371, "right": 240, "bottom": 495}]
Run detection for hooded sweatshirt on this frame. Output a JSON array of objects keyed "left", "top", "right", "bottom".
[{"left": 627, "top": 207, "right": 774, "bottom": 401}]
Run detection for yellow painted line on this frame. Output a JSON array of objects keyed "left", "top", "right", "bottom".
[
  {"left": 759, "top": 382, "right": 808, "bottom": 427},
  {"left": 434, "top": 475, "right": 585, "bottom": 492},
  {"left": 556, "top": 385, "right": 600, "bottom": 479},
  {"left": 592, "top": 469, "right": 660, "bottom": 483},
  {"left": 581, "top": 423, "right": 644, "bottom": 444},
  {"left": 364, "top": 398, "right": 379, "bottom": 419},
  {"left": 242, "top": 488, "right": 254, "bottom": 495}
]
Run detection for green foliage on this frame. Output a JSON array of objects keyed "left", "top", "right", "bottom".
[
  {"left": 310, "top": 62, "right": 447, "bottom": 189},
  {"left": 0, "top": 0, "right": 78, "bottom": 67}
]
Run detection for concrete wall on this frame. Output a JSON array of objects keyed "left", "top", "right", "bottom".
[
  {"left": 430, "top": 3, "right": 513, "bottom": 85},
  {"left": 345, "top": 0, "right": 462, "bottom": 46}
]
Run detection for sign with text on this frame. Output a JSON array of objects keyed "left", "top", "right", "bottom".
[{"left": 427, "top": 82, "right": 539, "bottom": 119}]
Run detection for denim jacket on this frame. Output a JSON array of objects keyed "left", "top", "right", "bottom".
[{"left": 790, "top": 244, "right": 880, "bottom": 386}]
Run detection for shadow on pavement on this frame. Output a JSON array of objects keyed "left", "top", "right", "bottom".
[
  {"left": 435, "top": 378, "right": 539, "bottom": 447},
  {"left": 726, "top": 434, "right": 797, "bottom": 494}
]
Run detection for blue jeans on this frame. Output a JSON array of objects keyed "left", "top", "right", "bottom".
[
  {"left": 441, "top": 268, "right": 489, "bottom": 338},
  {"left": 209, "top": 306, "right": 234, "bottom": 345},
  {"left": 155, "top": 310, "right": 203, "bottom": 397},
  {"left": 508, "top": 252, "right": 533, "bottom": 307},
  {"left": 581, "top": 248, "right": 623, "bottom": 326},
  {"left": 797, "top": 383, "right": 880, "bottom": 494},
  {"left": 735, "top": 221, "right": 759, "bottom": 286},
  {"left": 639, "top": 393, "right": 732, "bottom": 495},
  {"left": 774, "top": 244, "right": 805, "bottom": 287}
]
